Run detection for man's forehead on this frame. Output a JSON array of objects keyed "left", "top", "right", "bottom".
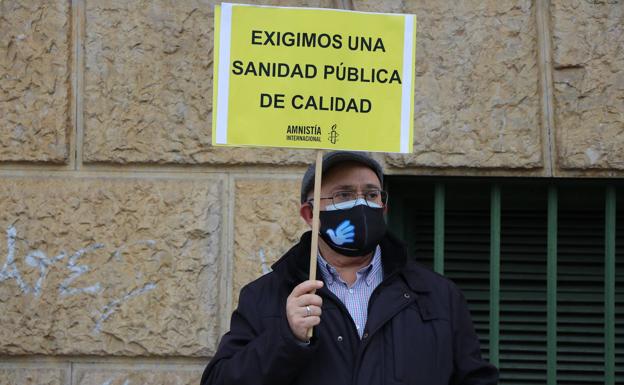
[
  {"left": 322, "top": 163, "right": 382, "bottom": 187},
  {"left": 330, "top": 182, "right": 381, "bottom": 191}
]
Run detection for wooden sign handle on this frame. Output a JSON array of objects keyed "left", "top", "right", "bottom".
[{"left": 307, "top": 149, "right": 323, "bottom": 339}]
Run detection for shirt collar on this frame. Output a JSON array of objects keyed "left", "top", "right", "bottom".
[{"left": 317, "top": 246, "right": 382, "bottom": 286}]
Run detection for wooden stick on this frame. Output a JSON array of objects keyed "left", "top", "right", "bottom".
[{"left": 307, "top": 149, "right": 323, "bottom": 338}]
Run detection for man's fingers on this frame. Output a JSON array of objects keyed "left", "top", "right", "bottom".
[
  {"left": 302, "top": 316, "right": 321, "bottom": 328},
  {"left": 295, "top": 294, "right": 323, "bottom": 308},
  {"left": 290, "top": 280, "right": 323, "bottom": 298},
  {"left": 299, "top": 305, "right": 322, "bottom": 317},
  {"left": 286, "top": 280, "right": 324, "bottom": 342}
]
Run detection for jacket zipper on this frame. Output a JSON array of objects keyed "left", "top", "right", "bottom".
[{"left": 350, "top": 270, "right": 404, "bottom": 385}]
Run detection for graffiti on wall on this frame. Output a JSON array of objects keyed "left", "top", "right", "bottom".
[{"left": 0, "top": 225, "right": 158, "bottom": 334}]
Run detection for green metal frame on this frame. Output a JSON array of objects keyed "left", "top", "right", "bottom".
[
  {"left": 605, "top": 186, "right": 616, "bottom": 385},
  {"left": 434, "top": 183, "right": 445, "bottom": 274},
  {"left": 489, "top": 184, "right": 501, "bottom": 368},
  {"left": 547, "top": 185, "right": 558, "bottom": 385}
]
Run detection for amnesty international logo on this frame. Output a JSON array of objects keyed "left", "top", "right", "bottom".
[
  {"left": 329, "top": 124, "right": 339, "bottom": 144},
  {"left": 285, "top": 124, "right": 322, "bottom": 142}
]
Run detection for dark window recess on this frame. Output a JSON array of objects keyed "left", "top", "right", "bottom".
[{"left": 386, "top": 178, "right": 623, "bottom": 385}]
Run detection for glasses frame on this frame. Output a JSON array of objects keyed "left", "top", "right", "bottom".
[{"left": 308, "top": 189, "right": 388, "bottom": 209}]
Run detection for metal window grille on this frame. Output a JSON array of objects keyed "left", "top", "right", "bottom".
[{"left": 386, "top": 178, "right": 622, "bottom": 385}]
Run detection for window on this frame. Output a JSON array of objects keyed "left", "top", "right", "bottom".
[{"left": 386, "top": 178, "right": 623, "bottom": 385}]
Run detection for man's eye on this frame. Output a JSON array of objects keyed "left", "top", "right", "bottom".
[
  {"left": 335, "top": 191, "right": 355, "bottom": 200},
  {"left": 365, "top": 191, "right": 380, "bottom": 200}
]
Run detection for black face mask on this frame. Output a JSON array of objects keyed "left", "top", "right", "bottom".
[{"left": 318, "top": 203, "right": 387, "bottom": 257}]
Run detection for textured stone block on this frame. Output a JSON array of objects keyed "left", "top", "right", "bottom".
[
  {"left": 551, "top": 0, "right": 624, "bottom": 170},
  {"left": 353, "top": 0, "right": 542, "bottom": 169},
  {"left": 0, "top": 176, "right": 223, "bottom": 356},
  {"left": 0, "top": 0, "right": 70, "bottom": 162},
  {"left": 83, "top": 0, "right": 333, "bottom": 165},
  {"left": 74, "top": 367, "right": 202, "bottom": 385},
  {"left": 233, "top": 178, "right": 308, "bottom": 304},
  {"left": 0, "top": 368, "right": 65, "bottom": 385}
]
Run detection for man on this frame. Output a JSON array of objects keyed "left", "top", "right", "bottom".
[{"left": 201, "top": 151, "right": 498, "bottom": 385}]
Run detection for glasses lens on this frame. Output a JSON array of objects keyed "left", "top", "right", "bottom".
[
  {"left": 364, "top": 190, "right": 387, "bottom": 207},
  {"left": 332, "top": 191, "right": 357, "bottom": 206}
]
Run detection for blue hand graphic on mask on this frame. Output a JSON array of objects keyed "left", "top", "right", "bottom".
[{"left": 326, "top": 220, "right": 355, "bottom": 245}]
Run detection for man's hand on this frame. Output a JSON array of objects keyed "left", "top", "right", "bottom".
[{"left": 286, "top": 280, "right": 324, "bottom": 342}]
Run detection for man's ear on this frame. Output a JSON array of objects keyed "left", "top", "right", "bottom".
[{"left": 300, "top": 202, "right": 314, "bottom": 227}]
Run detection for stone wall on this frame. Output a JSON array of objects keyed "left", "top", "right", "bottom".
[{"left": 0, "top": 0, "right": 622, "bottom": 382}]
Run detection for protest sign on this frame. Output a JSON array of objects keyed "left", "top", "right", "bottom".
[
  {"left": 212, "top": 4, "right": 417, "bottom": 338},
  {"left": 213, "top": 3, "right": 416, "bottom": 153}
]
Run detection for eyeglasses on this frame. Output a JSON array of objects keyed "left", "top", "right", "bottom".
[{"left": 309, "top": 189, "right": 388, "bottom": 210}]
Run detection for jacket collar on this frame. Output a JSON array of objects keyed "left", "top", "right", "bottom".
[{"left": 271, "top": 231, "right": 430, "bottom": 293}]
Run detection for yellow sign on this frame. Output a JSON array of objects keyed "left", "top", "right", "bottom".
[{"left": 213, "top": 3, "right": 416, "bottom": 153}]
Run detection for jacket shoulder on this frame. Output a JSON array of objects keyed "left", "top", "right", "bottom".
[
  {"left": 240, "top": 270, "right": 285, "bottom": 298},
  {"left": 404, "top": 260, "right": 465, "bottom": 297},
  {"left": 236, "top": 270, "right": 291, "bottom": 316}
]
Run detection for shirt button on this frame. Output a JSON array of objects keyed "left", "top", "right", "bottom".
[
  {"left": 362, "top": 332, "right": 369, "bottom": 339},
  {"left": 403, "top": 292, "right": 411, "bottom": 299},
  {"left": 337, "top": 335, "right": 343, "bottom": 342},
  {"left": 349, "top": 289, "right": 354, "bottom": 294}
]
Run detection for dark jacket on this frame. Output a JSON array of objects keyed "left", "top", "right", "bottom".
[{"left": 201, "top": 232, "right": 498, "bottom": 385}]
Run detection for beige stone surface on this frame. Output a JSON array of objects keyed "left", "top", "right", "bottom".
[
  {"left": 74, "top": 367, "right": 202, "bottom": 385},
  {"left": 0, "top": 368, "right": 64, "bottom": 385},
  {"left": 0, "top": 0, "right": 70, "bottom": 163},
  {"left": 0, "top": 176, "right": 223, "bottom": 356},
  {"left": 353, "top": 0, "right": 542, "bottom": 169},
  {"left": 551, "top": 0, "right": 624, "bottom": 170},
  {"left": 233, "top": 178, "right": 308, "bottom": 304},
  {"left": 83, "top": 0, "right": 333, "bottom": 165}
]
